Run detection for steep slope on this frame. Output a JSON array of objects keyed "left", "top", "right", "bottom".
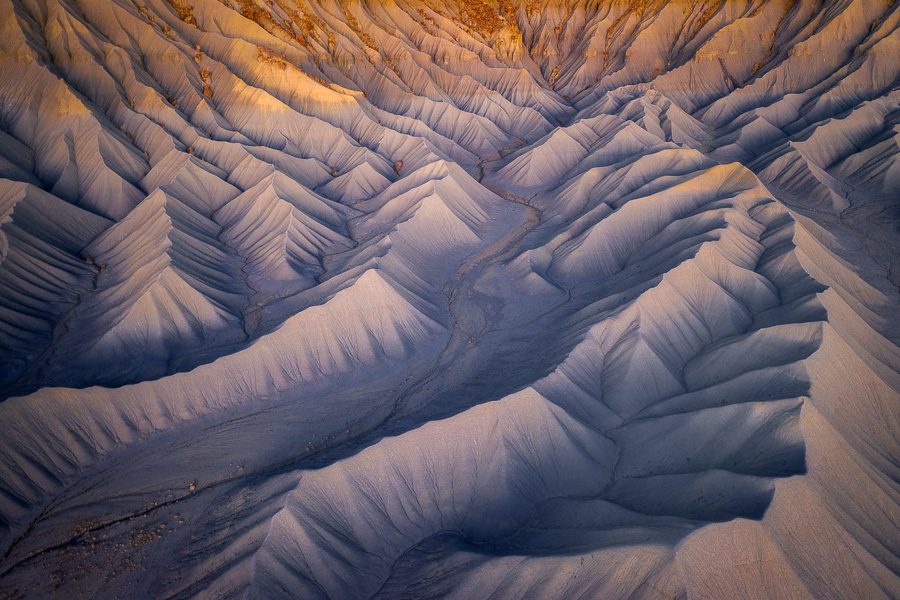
[{"left": 0, "top": 1, "right": 897, "bottom": 599}]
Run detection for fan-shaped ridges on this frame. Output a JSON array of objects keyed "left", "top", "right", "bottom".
[{"left": 0, "top": 1, "right": 897, "bottom": 599}]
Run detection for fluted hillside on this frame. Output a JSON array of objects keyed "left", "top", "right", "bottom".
[{"left": 0, "top": 1, "right": 897, "bottom": 598}]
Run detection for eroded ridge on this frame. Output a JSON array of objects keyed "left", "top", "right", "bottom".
[{"left": 0, "top": 1, "right": 897, "bottom": 599}]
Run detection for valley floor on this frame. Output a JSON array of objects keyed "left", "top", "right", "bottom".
[{"left": 0, "top": 1, "right": 898, "bottom": 598}]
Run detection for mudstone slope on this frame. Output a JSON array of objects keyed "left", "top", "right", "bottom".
[{"left": 0, "top": 0, "right": 898, "bottom": 598}]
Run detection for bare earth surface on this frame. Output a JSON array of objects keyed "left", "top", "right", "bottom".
[{"left": 0, "top": 1, "right": 898, "bottom": 598}]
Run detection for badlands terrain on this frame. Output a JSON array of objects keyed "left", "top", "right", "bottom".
[{"left": 0, "top": 0, "right": 898, "bottom": 598}]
